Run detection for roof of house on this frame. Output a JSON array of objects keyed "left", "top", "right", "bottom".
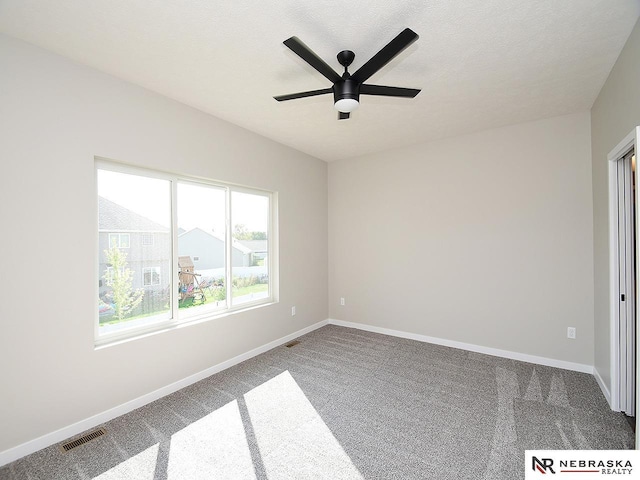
[
  {"left": 179, "top": 227, "right": 252, "bottom": 254},
  {"left": 98, "top": 196, "right": 169, "bottom": 233},
  {"left": 237, "top": 240, "right": 267, "bottom": 253},
  {"left": 178, "top": 256, "right": 194, "bottom": 268}
]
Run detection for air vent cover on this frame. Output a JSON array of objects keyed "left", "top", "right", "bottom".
[{"left": 61, "top": 428, "right": 106, "bottom": 452}]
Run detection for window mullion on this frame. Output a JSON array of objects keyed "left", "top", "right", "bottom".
[
  {"left": 171, "top": 178, "right": 179, "bottom": 322},
  {"left": 226, "top": 187, "right": 233, "bottom": 307}
]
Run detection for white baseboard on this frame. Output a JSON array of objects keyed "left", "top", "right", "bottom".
[
  {"left": 0, "top": 319, "right": 329, "bottom": 468},
  {"left": 0, "top": 317, "right": 604, "bottom": 467},
  {"left": 593, "top": 366, "right": 613, "bottom": 409},
  {"left": 328, "top": 319, "right": 595, "bottom": 374}
]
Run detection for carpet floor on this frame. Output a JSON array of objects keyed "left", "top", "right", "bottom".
[{"left": 1, "top": 325, "right": 634, "bottom": 479}]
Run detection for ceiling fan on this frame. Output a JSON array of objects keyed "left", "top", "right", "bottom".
[{"left": 274, "top": 28, "right": 421, "bottom": 120}]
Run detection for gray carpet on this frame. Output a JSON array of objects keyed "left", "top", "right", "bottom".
[{"left": 1, "top": 325, "right": 634, "bottom": 479}]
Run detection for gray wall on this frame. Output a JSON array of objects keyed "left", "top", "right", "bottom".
[
  {"left": 3, "top": 16, "right": 639, "bottom": 459},
  {"left": 0, "top": 34, "right": 328, "bottom": 453},
  {"left": 329, "top": 112, "right": 594, "bottom": 365},
  {"left": 591, "top": 19, "right": 640, "bottom": 394}
]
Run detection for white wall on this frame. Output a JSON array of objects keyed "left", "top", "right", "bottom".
[
  {"left": 329, "top": 112, "right": 594, "bottom": 365},
  {"left": 591, "top": 19, "right": 640, "bottom": 394},
  {"left": 0, "top": 35, "right": 327, "bottom": 453}
]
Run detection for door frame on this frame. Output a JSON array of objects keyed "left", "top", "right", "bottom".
[{"left": 608, "top": 127, "right": 639, "bottom": 425}]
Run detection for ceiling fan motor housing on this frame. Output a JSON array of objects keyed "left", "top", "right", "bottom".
[{"left": 333, "top": 78, "right": 360, "bottom": 104}]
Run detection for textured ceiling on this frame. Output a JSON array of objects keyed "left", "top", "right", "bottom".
[{"left": 0, "top": 1, "right": 639, "bottom": 161}]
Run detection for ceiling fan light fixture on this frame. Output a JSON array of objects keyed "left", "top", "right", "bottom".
[{"left": 334, "top": 98, "right": 359, "bottom": 113}]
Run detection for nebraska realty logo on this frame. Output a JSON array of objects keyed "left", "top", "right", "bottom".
[{"left": 525, "top": 451, "right": 640, "bottom": 478}]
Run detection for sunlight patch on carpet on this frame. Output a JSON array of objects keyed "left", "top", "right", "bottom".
[
  {"left": 94, "top": 443, "right": 159, "bottom": 480},
  {"left": 168, "top": 400, "right": 256, "bottom": 479},
  {"left": 244, "top": 370, "right": 364, "bottom": 479}
]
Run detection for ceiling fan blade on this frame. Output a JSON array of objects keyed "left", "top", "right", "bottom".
[
  {"left": 274, "top": 88, "right": 333, "bottom": 102},
  {"left": 351, "top": 28, "right": 419, "bottom": 84},
  {"left": 338, "top": 112, "right": 350, "bottom": 120},
  {"left": 283, "top": 37, "right": 342, "bottom": 84},
  {"left": 360, "top": 84, "right": 421, "bottom": 98}
]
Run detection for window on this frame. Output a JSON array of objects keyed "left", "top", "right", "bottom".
[
  {"left": 142, "top": 234, "right": 154, "bottom": 246},
  {"left": 231, "top": 191, "right": 270, "bottom": 306},
  {"left": 109, "top": 233, "right": 130, "bottom": 249},
  {"left": 143, "top": 267, "right": 161, "bottom": 286},
  {"left": 96, "top": 161, "right": 275, "bottom": 344},
  {"left": 98, "top": 168, "right": 171, "bottom": 338},
  {"left": 177, "top": 181, "right": 228, "bottom": 317},
  {"left": 105, "top": 266, "right": 125, "bottom": 286}
]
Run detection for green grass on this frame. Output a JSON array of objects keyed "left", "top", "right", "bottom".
[
  {"left": 100, "top": 283, "right": 269, "bottom": 325},
  {"left": 233, "top": 283, "right": 268, "bottom": 297},
  {"left": 99, "top": 307, "right": 170, "bottom": 325}
]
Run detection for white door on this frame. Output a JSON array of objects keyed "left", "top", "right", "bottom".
[{"left": 616, "top": 150, "right": 636, "bottom": 417}]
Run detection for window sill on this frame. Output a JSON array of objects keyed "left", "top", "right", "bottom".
[{"left": 94, "top": 298, "right": 277, "bottom": 350}]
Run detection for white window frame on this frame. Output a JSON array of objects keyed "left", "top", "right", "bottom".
[{"left": 95, "top": 159, "right": 278, "bottom": 346}]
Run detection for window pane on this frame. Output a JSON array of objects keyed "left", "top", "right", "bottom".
[
  {"left": 120, "top": 233, "right": 130, "bottom": 249},
  {"left": 231, "top": 191, "right": 269, "bottom": 306},
  {"left": 97, "top": 169, "right": 172, "bottom": 336},
  {"left": 177, "top": 182, "right": 227, "bottom": 317},
  {"left": 143, "top": 267, "right": 161, "bottom": 286}
]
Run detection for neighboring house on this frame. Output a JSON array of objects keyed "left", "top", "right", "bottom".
[
  {"left": 236, "top": 239, "right": 268, "bottom": 265},
  {"left": 98, "top": 196, "right": 171, "bottom": 309},
  {"left": 178, "top": 227, "right": 252, "bottom": 270}
]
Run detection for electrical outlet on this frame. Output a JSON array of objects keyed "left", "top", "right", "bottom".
[
  {"left": 291, "top": 306, "right": 296, "bottom": 316},
  {"left": 340, "top": 297, "right": 345, "bottom": 306},
  {"left": 567, "top": 327, "right": 576, "bottom": 339}
]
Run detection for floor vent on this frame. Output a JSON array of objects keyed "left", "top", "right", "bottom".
[
  {"left": 285, "top": 340, "right": 300, "bottom": 348},
  {"left": 61, "top": 428, "right": 106, "bottom": 452}
]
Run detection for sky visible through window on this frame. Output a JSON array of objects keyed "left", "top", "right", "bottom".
[{"left": 98, "top": 169, "right": 268, "bottom": 234}]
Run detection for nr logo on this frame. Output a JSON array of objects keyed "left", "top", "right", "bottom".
[{"left": 532, "top": 457, "right": 555, "bottom": 474}]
